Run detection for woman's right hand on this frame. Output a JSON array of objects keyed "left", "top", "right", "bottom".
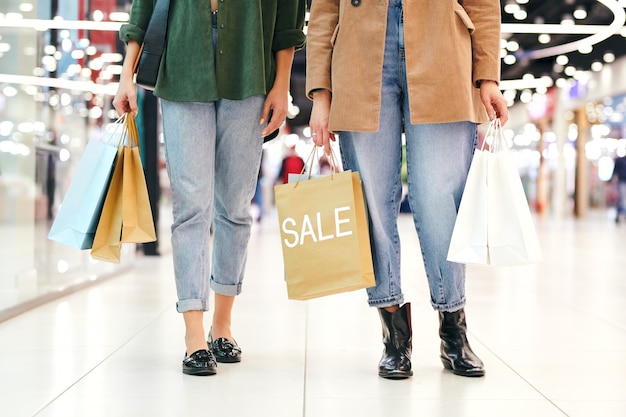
[
  {"left": 112, "top": 41, "right": 141, "bottom": 117},
  {"left": 309, "top": 89, "right": 335, "bottom": 155},
  {"left": 112, "top": 75, "right": 138, "bottom": 117}
]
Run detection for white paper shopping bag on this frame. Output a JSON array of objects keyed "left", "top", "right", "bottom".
[{"left": 447, "top": 119, "right": 542, "bottom": 266}]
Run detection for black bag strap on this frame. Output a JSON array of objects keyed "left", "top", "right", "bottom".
[{"left": 142, "top": 0, "right": 171, "bottom": 56}]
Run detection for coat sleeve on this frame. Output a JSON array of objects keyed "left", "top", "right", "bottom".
[
  {"left": 460, "top": 0, "right": 502, "bottom": 86},
  {"left": 305, "top": 0, "right": 340, "bottom": 99}
]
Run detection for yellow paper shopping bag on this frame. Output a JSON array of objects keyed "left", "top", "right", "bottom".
[
  {"left": 121, "top": 114, "right": 157, "bottom": 243},
  {"left": 90, "top": 147, "right": 124, "bottom": 263},
  {"left": 274, "top": 169, "right": 375, "bottom": 300}
]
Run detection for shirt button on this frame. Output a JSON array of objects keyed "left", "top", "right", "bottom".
[{"left": 351, "top": 0, "right": 360, "bottom": 6}]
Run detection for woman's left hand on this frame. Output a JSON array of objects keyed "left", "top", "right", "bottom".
[
  {"left": 480, "top": 80, "right": 509, "bottom": 126},
  {"left": 260, "top": 87, "right": 289, "bottom": 137}
]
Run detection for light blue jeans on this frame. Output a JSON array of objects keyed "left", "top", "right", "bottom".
[
  {"left": 161, "top": 97, "right": 265, "bottom": 313},
  {"left": 339, "top": 0, "right": 478, "bottom": 311}
]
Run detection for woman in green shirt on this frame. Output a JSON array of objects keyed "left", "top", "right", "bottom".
[{"left": 113, "top": 0, "right": 305, "bottom": 376}]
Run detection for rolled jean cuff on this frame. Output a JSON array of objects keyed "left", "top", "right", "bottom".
[
  {"left": 176, "top": 299, "right": 209, "bottom": 313},
  {"left": 431, "top": 298, "right": 465, "bottom": 312},
  {"left": 210, "top": 278, "right": 242, "bottom": 296},
  {"left": 368, "top": 295, "right": 404, "bottom": 308}
]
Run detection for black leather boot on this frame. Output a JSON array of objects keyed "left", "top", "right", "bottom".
[
  {"left": 439, "top": 309, "right": 485, "bottom": 377},
  {"left": 378, "top": 303, "right": 413, "bottom": 379}
]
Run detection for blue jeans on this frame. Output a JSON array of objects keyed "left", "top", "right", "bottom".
[
  {"left": 339, "top": 0, "right": 477, "bottom": 311},
  {"left": 161, "top": 97, "right": 264, "bottom": 313}
]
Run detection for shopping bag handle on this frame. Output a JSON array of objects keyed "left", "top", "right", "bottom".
[
  {"left": 98, "top": 115, "right": 127, "bottom": 147},
  {"left": 291, "top": 146, "right": 341, "bottom": 188},
  {"left": 481, "top": 118, "right": 508, "bottom": 153},
  {"left": 124, "top": 112, "right": 141, "bottom": 150}
]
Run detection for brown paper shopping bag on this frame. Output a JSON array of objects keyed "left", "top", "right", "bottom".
[
  {"left": 121, "top": 114, "right": 157, "bottom": 243},
  {"left": 274, "top": 169, "right": 375, "bottom": 300},
  {"left": 90, "top": 147, "right": 124, "bottom": 263}
]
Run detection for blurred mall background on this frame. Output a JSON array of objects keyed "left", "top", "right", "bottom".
[{"left": 1, "top": 0, "right": 626, "bottom": 320}]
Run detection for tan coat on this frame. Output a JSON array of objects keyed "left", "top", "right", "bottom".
[{"left": 306, "top": 0, "right": 502, "bottom": 132}]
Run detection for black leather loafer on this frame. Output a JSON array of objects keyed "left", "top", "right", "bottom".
[
  {"left": 182, "top": 349, "right": 217, "bottom": 376},
  {"left": 209, "top": 335, "right": 242, "bottom": 363}
]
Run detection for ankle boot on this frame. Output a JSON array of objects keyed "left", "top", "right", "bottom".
[
  {"left": 378, "top": 303, "right": 413, "bottom": 379},
  {"left": 439, "top": 308, "right": 485, "bottom": 377}
]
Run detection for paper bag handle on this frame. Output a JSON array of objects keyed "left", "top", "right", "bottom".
[
  {"left": 481, "top": 118, "right": 509, "bottom": 154},
  {"left": 291, "top": 146, "right": 341, "bottom": 187}
]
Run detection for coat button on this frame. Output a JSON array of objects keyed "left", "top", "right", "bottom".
[{"left": 351, "top": 0, "right": 360, "bottom": 6}]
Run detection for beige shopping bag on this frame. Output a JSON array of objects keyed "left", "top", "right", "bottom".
[
  {"left": 121, "top": 114, "right": 156, "bottom": 243},
  {"left": 90, "top": 147, "right": 124, "bottom": 263},
  {"left": 275, "top": 167, "right": 375, "bottom": 300}
]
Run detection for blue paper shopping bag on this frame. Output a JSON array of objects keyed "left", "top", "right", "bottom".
[{"left": 48, "top": 121, "right": 123, "bottom": 249}]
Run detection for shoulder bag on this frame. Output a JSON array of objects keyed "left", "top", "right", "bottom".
[{"left": 132, "top": 0, "right": 171, "bottom": 90}]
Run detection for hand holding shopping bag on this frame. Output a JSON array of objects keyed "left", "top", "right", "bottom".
[
  {"left": 447, "top": 118, "right": 542, "bottom": 266},
  {"left": 91, "top": 113, "right": 156, "bottom": 263},
  {"left": 274, "top": 149, "right": 375, "bottom": 300}
]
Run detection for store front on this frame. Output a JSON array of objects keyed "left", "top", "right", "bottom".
[{"left": 0, "top": 0, "right": 138, "bottom": 319}]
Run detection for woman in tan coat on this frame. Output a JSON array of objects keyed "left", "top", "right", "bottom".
[{"left": 307, "top": 0, "right": 509, "bottom": 379}]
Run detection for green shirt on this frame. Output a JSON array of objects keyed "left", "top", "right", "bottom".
[{"left": 120, "top": 0, "right": 306, "bottom": 102}]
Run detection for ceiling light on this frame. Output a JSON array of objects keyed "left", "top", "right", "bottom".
[
  {"left": 573, "top": 8, "right": 587, "bottom": 20},
  {"left": 538, "top": 34, "right": 551, "bottom": 44},
  {"left": 564, "top": 66, "right": 576, "bottom": 76},
  {"left": 109, "top": 12, "right": 129, "bottom": 22},
  {"left": 556, "top": 55, "right": 569, "bottom": 65},
  {"left": 516, "top": 0, "right": 626, "bottom": 60},
  {"left": 514, "top": 10, "right": 528, "bottom": 20},
  {"left": 591, "top": 61, "right": 604, "bottom": 71},
  {"left": 92, "top": 10, "right": 104, "bottom": 22},
  {"left": 503, "top": 90, "right": 517, "bottom": 101},
  {"left": 3, "top": 86, "right": 18, "bottom": 97},
  {"left": 603, "top": 52, "right": 615, "bottom": 62},
  {"left": 507, "top": 40, "right": 520, "bottom": 51},
  {"left": 504, "top": 3, "right": 520, "bottom": 14},
  {"left": 578, "top": 44, "right": 593, "bottom": 54},
  {"left": 561, "top": 14, "right": 575, "bottom": 25},
  {"left": 520, "top": 90, "right": 533, "bottom": 103},
  {"left": 516, "top": 0, "right": 529, "bottom": 4},
  {"left": 504, "top": 55, "right": 516, "bottom": 65}
]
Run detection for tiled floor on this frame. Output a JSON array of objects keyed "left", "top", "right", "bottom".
[{"left": 1, "top": 209, "right": 625, "bottom": 417}]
